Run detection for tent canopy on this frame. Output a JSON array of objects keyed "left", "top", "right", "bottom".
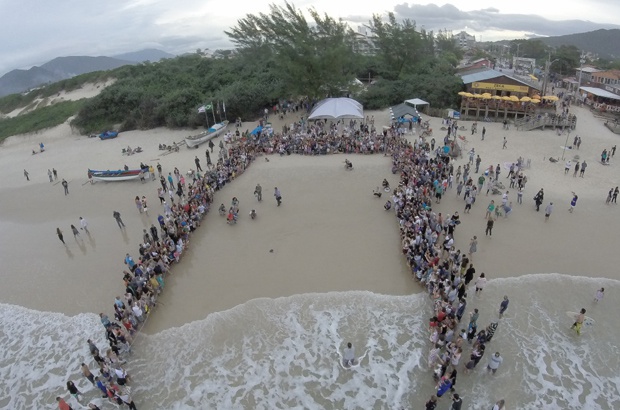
[
  {"left": 404, "top": 98, "right": 430, "bottom": 107},
  {"left": 308, "top": 98, "right": 364, "bottom": 120},
  {"left": 390, "top": 103, "right": 419, "bottom": 119}
]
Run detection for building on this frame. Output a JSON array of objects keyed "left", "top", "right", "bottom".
[
  {"left": 353, "top": 25, "right": 377, "bottom": 55},
  {"left": 578, "top": 86, "right": 620, "bottom": 114},
  {"left": 454, "top": 31, "right": 475, "bottom": 50},
  {"left": 458, "top": 58, "right": 493, "bottom": 72},
  {"left": 512, "top": 57, "right": 536, "bottom": 74},
  {"left": 459, "top": 68, "right": 543, "bottom": 120},
  {"left": 590, "top": 69, "right": 620, "bottom": 86},
  {"left": 574, "top": 66, "right": 601, "bottom": 84}
]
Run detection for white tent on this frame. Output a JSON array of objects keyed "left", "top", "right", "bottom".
[
  {"left": 308, "top": 98, "right": 364, "bottom": 120},
  {"left": 404, "top": 98, "right": 430, "bottom": 108}
]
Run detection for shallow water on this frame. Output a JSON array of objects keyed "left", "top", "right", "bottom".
[{"left": 3, "top": 274, "right": 619, "bottom": 409}]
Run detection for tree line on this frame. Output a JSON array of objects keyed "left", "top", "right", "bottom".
[{"left": 70, "top": 2, "right": 464, "bottom": 133}]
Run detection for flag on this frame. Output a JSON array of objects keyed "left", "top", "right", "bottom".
[
  {"left": 205, "top": 104, "right": 212, "bottom": 110},
  {"left": 197, "top": 105, "right": 206, "bottom": 113}
]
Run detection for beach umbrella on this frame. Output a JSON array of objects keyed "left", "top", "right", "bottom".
[
  {"left": 501, "top": 96, "right": 512, "bottom": 101},
  {"left": 472, "top": 94, "right": 485, "bottom": 98},
  {"left": 542, "top": 95, "right": 559, "bottom": 101},
  {"left": 463, "top": 92, "right": 474, "bottom": 97},
  {"left": 492, "top": 96, "right": 502, "bottom": 100},
  {"left": 520, "top": 96, "right": 531, "bottom": 102},
  {"left": 458, "top": 91, "right": 467, "bottom": 96},
  {"left": 509, "top": 95, "right": 520, "bottom": 102},
  {"left": 481, "top": 93, "right": 493, "bottom": 99},
  {"left": 532, "top": 94, "right": 541, "bottom": 99},
  {"left": 531, "top": 99, "right": 541, "bottom": 103},
  {"left": 529, "top": 74, "right": 538, "bottom": 81}
]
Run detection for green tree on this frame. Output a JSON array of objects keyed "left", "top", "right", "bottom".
[
  {"left": 551, "top": 45, "right": 581, "bottom": 75},
  {"left": 225, "top": 2, "right": 359, "bottom": 98},
  {"left": 369, "top": 13, "right": 432, "bottom": 80}
]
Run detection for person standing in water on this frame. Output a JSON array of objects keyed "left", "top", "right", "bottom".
[
  {"left": 343, "top": 342, "right": 356, "bottom": 367},
  {"left": 498, "top": 295, "right": 509, "bottom": 318},
  {"left": 594, "top": 288, "right": 604, "bottom": 303},
  {"left": 571, "top": 308, "right": 586, "bottom": 335}
]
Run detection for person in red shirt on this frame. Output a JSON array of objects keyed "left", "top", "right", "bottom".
[
  {"left": 437, "top": 308, "right": 447, "bottom": 323},
  {"left": 56, "top": 396, "right": 72, "bottom": 410}
]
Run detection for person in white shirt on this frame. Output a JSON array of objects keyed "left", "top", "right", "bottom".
[
  {"left": 79, "top": 217, "right": 90, "bottom": 234},
  {"left": 487, "top": 352, "right": 503, "bottom": 374},
  {"left": 343, "top": 342, "right": 356, "bottom": 367}
]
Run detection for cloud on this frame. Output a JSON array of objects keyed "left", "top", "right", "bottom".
[{"left": 392, "top": 3, "right": 620, "bottom": 37}]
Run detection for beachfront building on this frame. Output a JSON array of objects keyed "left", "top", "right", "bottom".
[
  {"left": 458, "top": 68, "right": 544, "bottom": 121},
  {"left": 574, "top": 66, "right": 600, "bottom": 85},
  {"left": 578, "top": 86, "right": 620, "bottom": 114},
  {"left": 590, "top": 69, "right": 620, "bottom": 86}
]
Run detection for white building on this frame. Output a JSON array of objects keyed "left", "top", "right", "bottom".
[
  {"left": 455, "top": 31, "right": 475, "bottom": 50},
  {"left": 353, "top": 25, "right": 377, "bottom": 55}
]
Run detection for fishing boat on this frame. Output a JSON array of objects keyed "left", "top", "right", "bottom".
[
  {"left": 99, "top": 131, "right": 119, "bottom": 140},
  {"left": 185, "top": 121, "right": 229, "bottom": 148},
  {"left": 88, "top": 168, "right": 142, "bottom": 182}
]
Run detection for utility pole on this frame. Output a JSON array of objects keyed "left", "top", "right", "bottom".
[{"left": 577, "top": 54, "right": 586, "bottom": 96}]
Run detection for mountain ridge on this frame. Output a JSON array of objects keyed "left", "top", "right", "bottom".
[
  {"left": 537, "top": 29, "right": 620, "bottom": 58},
  {"left": 0, "top": 49, "right": 175, "bottom": 97}
]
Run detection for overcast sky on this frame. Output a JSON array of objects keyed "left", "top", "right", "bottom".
[{"left": 1, "top": 0, "right": 619, "bottom": 75}]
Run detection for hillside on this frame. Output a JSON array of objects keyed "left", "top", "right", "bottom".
[
  {"left": 0, "top": 49, "right": 174, "bottom": 98},
  {"left": 112, "top": 49, "right": 175, "bottom": 63},
  {"left": 0, "top": 66, "right": 62, "bottom": 97},
  {"left": 538, "top": 29, "right": 620, "bottom": 58},
  {"left": 40, "top": 56, "right": 133, "bottom": 78}
]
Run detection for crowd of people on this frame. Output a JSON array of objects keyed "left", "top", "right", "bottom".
[
  {"left": 383, "top": 124, "right": 509, "bottom": 409},
  {"left": 56, "top": 113, "right": 516, "bottom": 409}
]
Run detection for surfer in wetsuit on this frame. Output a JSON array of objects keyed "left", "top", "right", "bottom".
[{"left": 571, "top": 308, "right": 586, "bottom": 335}]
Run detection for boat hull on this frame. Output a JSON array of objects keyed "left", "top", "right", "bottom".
[
  {"left": 88, "top": 169, "right": 142, "bottom": 182},
  {"left": 185, "top": 121, "right": 229, "bottom": 148},
  {"left": 92, "top": 174, "right": 141, "bottom": 182},
  {"left": 99, "top": 131, "right": 119, "bottom": 140}
]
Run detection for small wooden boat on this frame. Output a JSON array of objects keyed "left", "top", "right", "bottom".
[
  {"left": 185, "top": 121, "right": 229, "bottom": 148},
  {"left": 99, "top": 131, "right": 119, "bottom": 140},
  {"left": 88, "top": 168, "right": 141, "bottom": 182}
]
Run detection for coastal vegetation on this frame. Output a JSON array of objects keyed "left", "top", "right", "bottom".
[
  {"left": 0, "top": 100, "right": 84, "bottom": 141},
  {"left": 71, "top": 3, "right": 464, "bottom": 133},
  {"left": 3, "top": 2, "right": 466, "bottom": 135}
]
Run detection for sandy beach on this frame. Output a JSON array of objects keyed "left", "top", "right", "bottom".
[
  {"left": 2, "top": 93, "right": 620, "bottom": 409},
  {"left": 1, "top": 102, "right": 619, "bottom": 317}
]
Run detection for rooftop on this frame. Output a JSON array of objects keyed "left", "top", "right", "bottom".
[
  {"left": 460, "top": 69, "right": 540, "bottom": 90},
  {"left": 580, "top": 86, "right": 620, "bottom": 101}
]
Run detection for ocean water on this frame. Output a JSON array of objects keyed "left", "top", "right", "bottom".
[{"left": 2, "top": 274, "right": 620, "bottom": 409}]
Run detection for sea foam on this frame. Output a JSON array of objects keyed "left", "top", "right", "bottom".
[{"left": 2, "top": 274, "right": 620, "bottom": 409}]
